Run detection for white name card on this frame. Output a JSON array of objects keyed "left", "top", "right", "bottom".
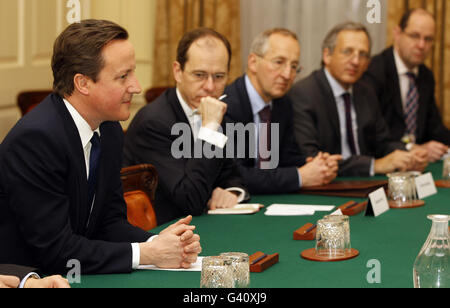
[
  {"left": 365, "top": 187, "right": 390, "bottom": 217},
  {"left": 415, "top": 173, "right": 437, "bottom": 200}
]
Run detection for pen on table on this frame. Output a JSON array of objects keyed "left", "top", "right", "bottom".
[
  {"left": 345, "top": 201, "right": 359, "bottom": 210},
  {"left": 304, "top": 224, "right": 317, "bottom": 234},
  {"left": 251, "top": 253, "right": 268, "bottom": 265}
]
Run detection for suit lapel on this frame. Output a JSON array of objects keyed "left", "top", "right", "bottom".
[
  {"left": 386, "top": 48, "right": 407, "bottom": 120},
  {"left": 316, "top": 70, "right": 341, "bottom": 140},
  {"left": 51, "top": 94, "right": 89, "bottom": 234},
  {"left": 416, "top": 66, "right": 428, "bottom": 141},
  {"left": 352, "top": 83, "right": 367, "bottom": 154}
]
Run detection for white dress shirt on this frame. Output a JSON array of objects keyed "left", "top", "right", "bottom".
[
  {"left": 393, "top": 48, "right": 419, "bottom": 111},
  {"left": 324, "top": 69, "right": 375, "bottom": 176}
]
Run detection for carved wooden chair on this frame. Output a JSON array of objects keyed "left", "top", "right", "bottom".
[{"left": 120, "top": 164, "right": 159, "bottom": 231}]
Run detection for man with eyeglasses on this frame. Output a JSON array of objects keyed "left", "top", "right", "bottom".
[
  {"left": 124, "top": 28, "right": 249, "bottom": 224},
  {"left": 363, "top": 9, "right": 450, "bottom": 162},
  {"left": 223, "top": 28, "right": 341, "bottom": 194},
  {"left": 289, "top": 22, "right": 427, "bottom": 176}
]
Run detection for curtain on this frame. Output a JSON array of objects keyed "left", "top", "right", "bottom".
[
  {"left": 387, "top": 0, "right": 450, "bottom": 128},
  {"left": 240, "top": 0, "right": 388, "bottom": 80},
  {"left": 152, "top": 0, "right": 242, "bottom": 87}
]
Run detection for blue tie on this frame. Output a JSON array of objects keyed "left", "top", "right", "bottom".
[
  {"left": 342, "top": 93, "right": 357, "bottom": 155},
  {"left": 87, "top": 132, "right": 101, "bottom": 227}
]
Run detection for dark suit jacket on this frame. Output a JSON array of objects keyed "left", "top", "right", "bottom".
[
  {"left": 289, "top": 69, "right": 404, "bottom": 177},
  {"left": 123, "top": 88, "right": 248, "bottom": 225},
  {"left": 0, "top": 264, "right": 37, "bottom": 281},
  {"left": 363, "top": 46, "right": 450, "bottom": 145},
  {"left": 223, "top": 75, "right": 306, "bottom": 194},
  {"left": 0, "top": 94, "right": 151, "bottom": 275}
]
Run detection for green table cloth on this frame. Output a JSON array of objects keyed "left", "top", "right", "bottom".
[{"left": 74, "top": 163, "right": 449, "bottom": 288}]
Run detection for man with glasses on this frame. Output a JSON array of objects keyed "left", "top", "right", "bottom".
[
  {"left": 289, "top": 22, "right": 427, "bottom": 176},
  {"left": 124, "top": 28, "right": 248, "bottom": 224},
  {"left": 363, "top": 9, "right": 450, "bottom": 162},
  {"left": 223, "top": 28, "right": 341, "bottom": 194}
]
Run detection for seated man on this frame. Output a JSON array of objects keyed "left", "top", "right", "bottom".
[
  {"left": 289, "top": 22, "right": 427, "bottom": 177},
  {"left": 0, "top": 20, "right": 201, "bottom": 275},
  {"left": 0, "top": 264, "right": 69, "bottom": 288},
  {"left": 363, "top": 9, "right": 450, "bottom": 162},
  {"left": 223, "top": 28, "right": 341, "bottom": 194},
  {"left": 124, "top": 28, "right": 249, "bottom": 225}
]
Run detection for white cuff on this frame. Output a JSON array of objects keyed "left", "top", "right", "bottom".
[
  {"left": 132, "top": 236, "right": 158, "bottom": 269},
  {"left": 225, "top": 187, "right": 246, "bottom": 203},
  {"left": 19, "top": 272, "right": 40, "bottom": 288},
  {"left": 198, "top": 126, "right": 228, "bottom": 149}
]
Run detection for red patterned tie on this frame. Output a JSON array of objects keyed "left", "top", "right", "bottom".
[{"left": 258, "top": 106, "right": 271, "bottom": 168}]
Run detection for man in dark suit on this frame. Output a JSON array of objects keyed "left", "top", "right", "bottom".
[
  {"left": 0, "top": 20, "right": 201, "bottom": 275},
  {"left": 289, "top": 22, "right": 427, "bottom": 177},
  {"left": 223, "top": 28, "right": 341, "bottom": 194},
  {"left": 363, "top": 9, "right": 450, "bottom": 162},
  {"left": 0, "top": 264, "right": 69, "bottom": 288},
  {"left": 123, "top": 28, "right": 249, "bottom": 225}
]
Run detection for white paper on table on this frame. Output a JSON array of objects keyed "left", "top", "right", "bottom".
[
  {"left": 208, "top": 204, "right": 263, "bottom": 215},
  {"left": 138, "top": 257, "right": 203, "bottom": 272},
  {"left": 264, "top": 204, "right": 335, "bottom": 216}
]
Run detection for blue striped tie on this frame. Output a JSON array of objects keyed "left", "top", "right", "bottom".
[
  {"left": 404, "top": 72, "right": 419, "bottom": 137},
  {"left": 87, "top": 132, "right": 101, "bottom": 228}
]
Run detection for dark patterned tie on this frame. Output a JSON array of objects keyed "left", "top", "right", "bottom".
[
  {"left": 404, "top": 72, "right": 419, "bottom": 137},
  {"left": 342, "top": 92, "right": 357, "bottom": 155},
  {"left": 87, "top": 132, "right": 101, "bottom": 228},
  {"left": 258, "top": 105, "right": 271, "bottom": 168}
]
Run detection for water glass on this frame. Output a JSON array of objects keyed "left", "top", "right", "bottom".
[
  {"left": 387, "top": 172, "right": 418, "bottom": 206},
  {"left": 200, "top": 256, "right": 234, "bottom": 288},
  {"left": 443, "top": 157, "right": 450, "bottom": 180},
  {"left": 220, "top": 252, "right": 250, "bottom": 288},
  {"left": 315, "top": 219, "right": 346, "bottom": 257},
  {"left": 323, "top": 215, "right": 351, "bottom": 254}
]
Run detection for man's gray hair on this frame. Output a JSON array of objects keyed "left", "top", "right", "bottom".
[
  {"left": 322, "top": 21, "right": 372, "bottom": 54},
  {"left": 250, "top": 28, "right": 299, "bottom": 56}
]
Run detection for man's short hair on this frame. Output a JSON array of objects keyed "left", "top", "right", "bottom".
[
  {"left": 399, "top": 8, "right": 435, "bottom": 31},
  {"left": 52, "top": 19, "right": 129, "bottom": 98},
  {"left": 250, "top": 28, "right": 299, "bottom": 56},
  {"left": 176, "top": 28, "right": 232, "bottom": 71},
  {"left": 322, "top": 21, "right": 372, "bottom": 55}
]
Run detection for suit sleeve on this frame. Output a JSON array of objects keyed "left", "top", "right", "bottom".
[
  {"left": 0, "top": 264, "right": 37, "bottom": 281},
  {"left": 94, "top": 126, "right": 154, "bottom": 242},
  {"left": 3, "top": 129, "right": 134, "bottom": 275},
  {"left": 128, "top": 116, "right": 227, "bottom": 216}
]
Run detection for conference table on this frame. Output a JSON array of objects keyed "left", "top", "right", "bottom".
[{"left": 75, "top": 163, "right": 449, "bottom": 288}]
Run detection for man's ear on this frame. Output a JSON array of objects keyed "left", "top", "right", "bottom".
[
  {"left": 73, "top": 74, "right": 90, "bottom": 96},
  {"left": 322, "top": 48, "right": 332, "bottom": 67},
  {"left": 247, "top": 53, "right": 259, "bottom": 74},
  {"left": 173, "top": 61, "right": 183, "bottom": 84},
  {"left": 393, "top": 25, "right": 402, "bottom": 43}
]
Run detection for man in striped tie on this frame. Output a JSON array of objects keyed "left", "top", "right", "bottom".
[{"left": 364, "top": 8, "right": 450, "bottom": 162}]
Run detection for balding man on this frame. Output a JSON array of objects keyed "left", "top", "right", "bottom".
[{"left": 363, "top": 9, "right": 450, "bottom": 162}]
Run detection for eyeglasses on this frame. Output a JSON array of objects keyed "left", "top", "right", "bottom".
[
  {"left": 403, "top": 31, "right": 435, "bottom": 45},
  {"left": 339, "top": 48, "right": 370, "bottom": 61},
  {"left": 187, "top": 71, "right": 228, "bottom": 84},
  {"left": 257, "top": 55, "right": 303, "bottom": 75}
]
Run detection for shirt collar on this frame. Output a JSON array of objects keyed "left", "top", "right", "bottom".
[
  {"left": 245, "top": 74, "right": 272, "bottom": 116},
  {"left": 176, "top": 88, "right": 199, "bottom": 118},
  {"left": 63, "top": 99, "right": 100, "bottom": 149},
  {"left": 393, "top": 48, "right": 419, "bottom": 77},
  {"left": 324, "top": 68, "right": 353, "bottom": 98}
]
